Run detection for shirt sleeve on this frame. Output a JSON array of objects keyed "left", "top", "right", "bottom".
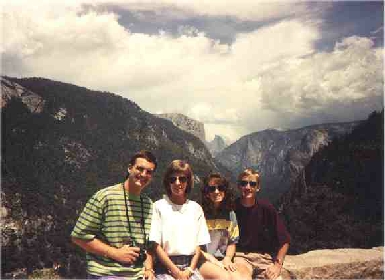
[
  {"left": 228, "top": 211, "right": 239, "bottom": 244},
  {"left": 196, "top": 205, "right": 211, "bottom": 246},
  {"left": 71, "top": 192, "right": 104, "bottom": 240},
  {"left": 149, "top": 203, "right": 162, "bottom": 244},
  {"left": 275, "top": 211, "right": 291, "bottom": 247}
]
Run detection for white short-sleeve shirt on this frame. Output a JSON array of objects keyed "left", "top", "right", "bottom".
[{"left": 149, "top": 195, "right": 211, "bottom": 256}]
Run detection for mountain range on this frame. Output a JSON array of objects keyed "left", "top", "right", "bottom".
[
  {"left": 1, "top": 76, "right": 383, "bottom": 278},
  {"left": 215, "top": 122, "right": 361, "bottom": 201},
  {"left": 1, "top": 76, "right": 222, "bottom": 277}
]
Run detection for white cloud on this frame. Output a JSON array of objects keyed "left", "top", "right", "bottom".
[
  {"left": 187, "top": 103, "right": 240, "bottom": 124},
  {"left": 2, "top": 2, "right": 383, "bottom": 142},
  {"left": 258, "top": 36, "right": 383, "bottom": 112},
  {"left": 77, "top": 0, "right": 310, "bottom": 22}
]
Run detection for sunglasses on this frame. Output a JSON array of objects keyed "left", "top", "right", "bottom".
[
  {"left": 207, "top": 185, "right": 226, "bottom": 193},
  {"left": 239, "top": 180, "right": 258, "bottom": 187},
  {"left": 169, "top": 176, "right": 188, "bottom": 184}
]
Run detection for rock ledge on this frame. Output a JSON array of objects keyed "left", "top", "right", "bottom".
[{"left": 282, "top": 247, "right": 383, "bottom": 279}]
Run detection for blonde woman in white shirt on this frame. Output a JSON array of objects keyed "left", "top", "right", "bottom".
[{"left": 149, "top": 160, "right": 210, "bottom": 280}]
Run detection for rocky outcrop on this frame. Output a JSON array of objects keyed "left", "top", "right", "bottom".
[
  {"left": 1, "top": 77, "right": 45, "bottom": 113},
  {"left": 282, "top": 247, "right": 383, "bottom": 279},
  {"left": 155, "top": 114, "right": 230, "bottom": 157},
  {"left": 207, "top": 135, "right": 228, "bottom": 157},
  {"left": 216, "top": 123, "right": 360, "bottom": 201},
  {"left": 4, "top": 247, "right": 383, "bottom": 279},
  {"left": 157, "top": 113, "right": 206, "bottom": 142}
]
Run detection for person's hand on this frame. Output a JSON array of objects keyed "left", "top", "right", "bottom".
[
  {"left": 170, "top": 267, "right": 186, "bottom": 280},
  {"left": 180, "top": 269, "right": 192, "bottom": 280},
  {"left": 108, "top": 245, "right": 140, "bottom": 265},
  {"left": 222, "top": 256, "right": 237, "bottom": 272},
  {"left": 263, "top": 263, "right": 282, "bottom": 280},
  {"left": 143, "top": 268, "right": 155, "bottom": 280}
]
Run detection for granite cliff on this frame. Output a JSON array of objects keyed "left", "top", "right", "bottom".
[
  {"left": 207, "top": 134, "right": 228, "bottom": 157},
  {"left": 156, "top": 114, "right": 230, "bottom": 157},
  {"left": 215, "top": 122, "right": 360, "bottom": 201},
  {"left": 157, "top": 113, "right": 206, "bottom": 143}
]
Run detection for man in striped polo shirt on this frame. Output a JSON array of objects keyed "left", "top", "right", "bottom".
[{"left": 71, "top": 150, "right": 157, "bottom": 279}]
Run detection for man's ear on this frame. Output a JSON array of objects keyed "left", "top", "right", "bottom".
[
  {"left": 256, "top": 187, "right": 260, "bottom": 192},
  {"left": 127, "top": 164, "right": 133, "bottom": 173}
]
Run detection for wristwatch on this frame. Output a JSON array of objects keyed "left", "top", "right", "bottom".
[
  {"left": 185, "top": 267, "right": 194, "bottom": 275},
  {"left": 275, "top": 258, "right": 283, "bottom": 266}
]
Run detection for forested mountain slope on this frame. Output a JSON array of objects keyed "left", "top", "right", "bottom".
[
  {"left": 1, "top": 76, "right": 220, "bottom": 277},
  {"left": 279, "top": 110, "right": 384, "bottom": 254}
]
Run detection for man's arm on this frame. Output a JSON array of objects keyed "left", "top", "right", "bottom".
[
  {"left": 71, "top": 237, "right": 140, "bottom": 265},
  {"left": 264, "top": 242, "right": 289, "bottom": 280},
  {"left": 275, "top": 242, "right": 289, "bottom": 265},
  {"left": 143, "top": 249, "right": 155, "bottom": 280}
]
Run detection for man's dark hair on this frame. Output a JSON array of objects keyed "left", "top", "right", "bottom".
[
  {"left": 130, "top": 150, "right": 158, "bottom": 170},
  {"left": 125, "top": 150, "right": 157, "bottom": 179}
]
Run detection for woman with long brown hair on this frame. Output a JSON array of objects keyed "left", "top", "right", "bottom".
[{"left": 199, "top": 172, "right": 251, "bottom": 280}]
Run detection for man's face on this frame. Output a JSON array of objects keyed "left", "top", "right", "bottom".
[
  {"left": 128, "top": 157, "right": 155, "bottom": 191},
  {"left": 238, "top": 174, "right": 259, "bottom": 199}
]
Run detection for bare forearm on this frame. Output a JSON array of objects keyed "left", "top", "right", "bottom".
[
  {"left": 72, "top": 236, "right": 140, "bottom": 265},
  {"left": 154, "top": 243, "right": 180, "bottom": 274},
  {"left": 189, "top": 246, "right": 201, "bottom": 270},
  {"left": 276, "top": 242, "right": 289, "bottom": 264},
  {"left": 225, "top": 243, "right": 236, "bottom": 260},
  {"left": 264, "top": 242, "right": 290, "bottom": 280},
  {"left": 144, "top": 250, "right": 155, "bottom": 269},
  {"left": 71, "top": 237, "right": 114, "bottom": 258}
]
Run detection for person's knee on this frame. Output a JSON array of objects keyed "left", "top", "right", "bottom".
[
  {"left": 229, "top": 271, "right": 251, "bottom": 280},
  {"left": 200, "top": 265, "right": 231, "bottom": 280},
  {"left": 234, "top": 264, "right": 253, "bottom": 280},
  {"left": 221, "top": 272, "right": 232, "bottom": 280}
]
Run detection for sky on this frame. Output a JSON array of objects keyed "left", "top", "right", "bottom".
[{"left": 2, "top": 0, "right": 384, "bottom": 143}]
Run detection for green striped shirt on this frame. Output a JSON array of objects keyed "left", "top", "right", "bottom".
[{"left": 71, "top": 183, "right": 153, "bottom": 279}]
